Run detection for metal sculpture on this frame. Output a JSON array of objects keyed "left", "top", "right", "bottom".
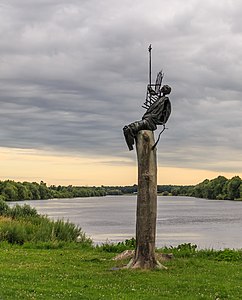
[{"left": 123, "top": 45, "right": 172, "bottom": 151}]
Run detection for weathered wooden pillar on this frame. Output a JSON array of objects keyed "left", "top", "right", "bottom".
[{"left": 128, "top": 130, "right": 161, "bottom": 269}]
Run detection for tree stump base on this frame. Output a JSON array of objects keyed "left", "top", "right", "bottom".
[
  {"left": 126, "top": 257, "right": 167, "bottom": 270},
  {"left": 127, "top": 130, "right": 162, "bottom": 270},
  {"left": 112, "top": 250, "right": 172, "bottom": 270}
]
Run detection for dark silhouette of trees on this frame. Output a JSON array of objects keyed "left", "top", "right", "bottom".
[
  {"left": 189, "top": 176, "right": 241, "bottom": 200},
  {"left": 0, "top": 180, "right": 106, "bottom": 201},
  {"left": 0, "top": 176, "right": 241, "bottom": 202}
]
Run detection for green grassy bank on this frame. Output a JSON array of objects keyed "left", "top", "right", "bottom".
[{"left": 1, "top": 243, "right": 242, "bottom": 300}]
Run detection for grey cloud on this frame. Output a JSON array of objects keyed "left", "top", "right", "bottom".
[{"left": 0, "top": 0, "right": 242, "bottom": 174}]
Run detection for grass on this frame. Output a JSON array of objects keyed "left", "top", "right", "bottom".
[
  {"left": 1, "top": 243, "right": 242, "bottom": 299},
  {"left": 1, "top": 200, "right": 242, "bottom": 299}
]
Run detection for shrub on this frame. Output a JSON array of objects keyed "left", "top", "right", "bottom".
[
  {"left": 98, "top": 238, "right": 136, "bottom": 253},
  {"left": 162, "top": 243, "right": 198, "bottom": 258},
  {"left": 0, "top": 195, "right": 6, "bottom": 201},
  {"left": 52, "top": 219, "right": 80, "bottom": 242},
  {"left": 215, "top": 249, "right": 242, "bottom": 262},
  {"left": 0, "top": 201, "right": 92, "bottom": 247},
  {"left": 9, "top": 204, "right": 39, "bottom": 219},
  {"left": 0, "top": 199, "right": 10, "bottom": 216},
  {"left": 0, "top": 218, "right": 26, "bottom": 245}
]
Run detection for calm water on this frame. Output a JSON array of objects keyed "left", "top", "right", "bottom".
[{"left": 11, "top": 196, "right": 242, "bottom": 249}]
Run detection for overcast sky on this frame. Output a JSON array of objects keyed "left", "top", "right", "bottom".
[{"left": 0, "top": 0, "right": 242, "bottom": 185}]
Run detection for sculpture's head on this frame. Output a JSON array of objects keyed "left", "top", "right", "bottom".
[{"left": 161, "top": 85, "right": 171, "bottom": 95}]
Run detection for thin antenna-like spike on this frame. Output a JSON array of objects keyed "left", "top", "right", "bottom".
[
  {"left": 148, "top": 44, "right": 152, "bottom": 106},
  {"left": 148, "top": 44, "right": 152, "bottom": 87}
]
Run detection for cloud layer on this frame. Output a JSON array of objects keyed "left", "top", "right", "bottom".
[{"left": 1, "top": 0, "right": 242, "bottom": 174}]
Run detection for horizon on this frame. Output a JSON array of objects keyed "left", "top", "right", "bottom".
[
  {"left": 1, "top": 147, "right": 241, "bottom": 187},
  {"left": 1, "top": 1, "right": 242, "bottom": 185}
]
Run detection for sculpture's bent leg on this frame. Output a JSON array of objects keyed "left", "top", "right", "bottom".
[{"left": 123, "top": 120, "right": 156, "bottom": 151}]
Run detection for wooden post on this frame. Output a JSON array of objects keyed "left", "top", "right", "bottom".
[{"left": 128, "top": 130, "right": 162, "bottom": 269}]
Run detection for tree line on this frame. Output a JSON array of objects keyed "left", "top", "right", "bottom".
[
  {"left": 173, "top": 175, "right": 242, "bottom": 200},
  {"left": 103, "top": 176, "right": 242, "bottom": 200},
  {"left": 102, "top": 184, "right": 194, "bottom": 196},
  {"left": 0, "top": 175, "right": 241, "bottom": 201},
  {"left": 0, "top": 180, "right": 106, "bottom": 201}
]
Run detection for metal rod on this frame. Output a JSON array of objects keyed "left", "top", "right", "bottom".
[{"left": 148, "top": 44, "right": 152, "bottom": 88}]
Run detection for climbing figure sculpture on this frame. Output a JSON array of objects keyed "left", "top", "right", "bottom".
[
  {"left": 123, "top": 45, "right": 171, "bottom": 150},
  {"left": 123, "top": 66, "right": 172, "bottom": 151}
]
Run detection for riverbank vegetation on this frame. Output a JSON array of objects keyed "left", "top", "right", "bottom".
[
  {"left": 171, "top": 175, "right": 242, "bottom": 200},
  {"left": 0, "top": 200, "right": 91, "bottom": 246},
  {"left": 0, "top": 175, "right": 241, "bottom": 201},
  {"left": 0, "top": 180, "right": 106, "bottom": 201},
  {"left": 104, "top": 175, "right": 242, "bottom": 200}
]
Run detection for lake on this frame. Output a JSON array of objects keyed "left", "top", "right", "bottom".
[{"left": 11, "top": 195, "right": 242, "bottom": 249}]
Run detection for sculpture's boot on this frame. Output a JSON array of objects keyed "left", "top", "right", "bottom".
[{"left": 123, "top": 126, "right": 134, "bottom": 151}]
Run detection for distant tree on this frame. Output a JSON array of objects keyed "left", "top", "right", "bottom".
[
  {"left": 227, "top": 176, "right": 241, "bottom": 200},
  {"left": 2, "top": 181, "right": 19, "bottom": 201},
  {"left": 212, "top": 176, "right": 227, "bottom": 197},
  {"left": 39, "top": 181, "right": 52, "bottom": 199},
  {"left": 28, "top": 182, "right": 41, "bottom": 200},
  {"left": 171, "top": 187, "right": 179, "bottom": 196},
  {"left": 191, "top": 179, "right": 210, "bottom": 199},
  {"left": 16, "top": 183, "right": 29, "bottom": 200}
]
